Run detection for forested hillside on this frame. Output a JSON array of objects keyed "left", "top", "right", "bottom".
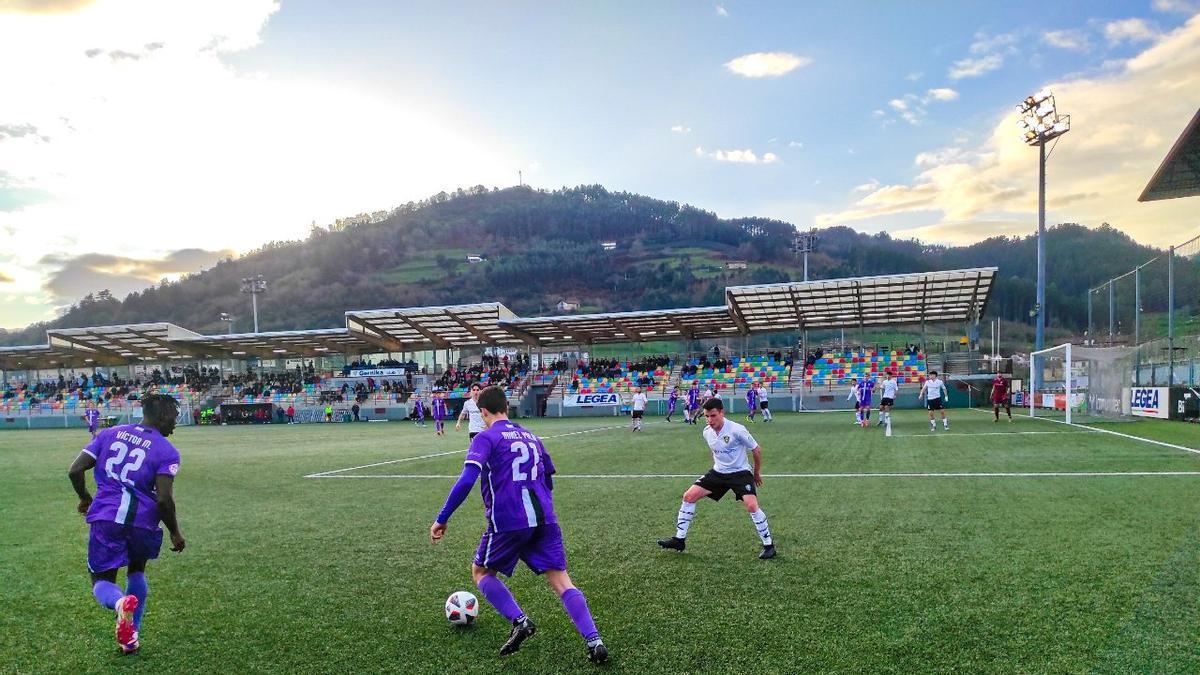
[{"left": 3, "top": 185, "right": 1196, "bottom": 346}]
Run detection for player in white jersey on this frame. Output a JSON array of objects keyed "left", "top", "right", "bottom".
[
  {"left": 917, "top": 370, "right": 949, "bottom": 431},
  {"left": 878, "top": 371, "right": 899, "bottom": 427},
  {"left": 846, "top": 377, "right": 861, "bottom": 424},
  {"left": 755, "top": 383, "right": 772, "bottom": 422},
  {"left": 657, "top": 398, "right": 776, "bottom": 559},
  {"left": 455, "top": 383, "right": 487, "bottom": 440},
  {"left": 630, "top": 388, "right": 648, "bottom": 432}
]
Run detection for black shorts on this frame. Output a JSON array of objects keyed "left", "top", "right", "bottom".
[
  {"left": 694, "top": 469, "right": 757, "bottom": 502},
  {"left": 880, "top": 397, "right": 894, "bottom": 407},
  {"left": 926, "top": 397, "right": 944, "bottom": 411},
  {"left": 632, "top": 410, "right": 644, "bottom": 419},
  {"left": 469, "top": 431, "right": 480, "bottom": 440},
  {"left": 759, "top": 401, "right": 769, "bottom": 410}
]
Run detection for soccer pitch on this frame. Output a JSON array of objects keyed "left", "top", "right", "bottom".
[{"left": 3, "top": 411, "right": 1199, "bottom": 673}]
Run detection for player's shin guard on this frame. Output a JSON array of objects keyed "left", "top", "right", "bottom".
[
  {"left": 125, "top": 572, "right": 148, "bottom": 630},
  {"left": 92, "top": 580, "right": 124, "bottom": 610},
  {"left": 477, "top": 575, "right": 526, "bottom": 623},
  {"left": 675, "top": 501, "right": 696, "bottom": 539},
  {"left": 749, "top": 509, "right": 772, "bottom": 545},
  {"left": 559, "top": 588, "right": 601, "bottom": 644}
]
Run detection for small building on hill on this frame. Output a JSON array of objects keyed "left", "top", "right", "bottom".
[
  {"left": 725, "top": 260, "right": 748, "bottom": 270},
  {"left": 556, "top": 298, "right": 581, "bottom": 312}
]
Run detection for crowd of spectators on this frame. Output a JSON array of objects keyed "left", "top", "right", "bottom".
[
  {"left": 342, "top": 358, "right": 420, "bottom": 375},
  {"left": 3, "top": 370, "right": 163, "bottom": 405},
  {"left": 435, "top": 354, "right": 527, "bottom": 392}
]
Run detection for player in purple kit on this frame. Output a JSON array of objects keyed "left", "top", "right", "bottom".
[
  {"left": 412, "top": 392, "right": 426, "bottom": 427},
  {"left": 745, "top": 384, "right": 758, "bottom": 423},
  {"left": 66, "top": 394, "right": 186, "bottom": 655},
  {"left": 857, "top": 377, "right": 876, "bottom": 428},
  {"left": 685, "top": 382, "right": 701, "bottom": 425},
  {"left": 430, "top": 386, "right": 608, "bottom": 663},
  {"left": 82, "top": 401, "right": 102, "bottom": 438},
  {"left": 665, "top": 386, "right": 679, "bottom": 422},
  {"left": 431, "top": 390, "right": 447, "bottom": 436}
]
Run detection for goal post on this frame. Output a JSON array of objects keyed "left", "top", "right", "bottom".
[{"left": 1029, "top": 343, "right": 1136, "bottom": 424}]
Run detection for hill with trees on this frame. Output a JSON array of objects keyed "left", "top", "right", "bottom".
[{"left": 3, "top": 185, "right": 1196, "bottom": 347}]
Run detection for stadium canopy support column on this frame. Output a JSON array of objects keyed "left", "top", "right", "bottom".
[
  {"left": 1134, "top": 267, "right": 1141, "bottom": 346},
  {"left": 1168, "top": 245, "right": 1175, "bottom": 385},
  {"left": 1108, "top": 282, "right": 1115, "bottom": 345}
]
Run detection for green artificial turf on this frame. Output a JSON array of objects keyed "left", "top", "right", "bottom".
[{"left": 2, "top": 410, "right": 1198, "bottom": 673}]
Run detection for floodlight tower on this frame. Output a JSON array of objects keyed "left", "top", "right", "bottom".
[
  {"left": 792, "top": 228, "right": 818, "bottom": 282},
  {"left": 240, "top": 275, "right": 267, "bottom": 333},
  {"left": 219, "top": 312, "right": 236, "bottom": 334},
  {"left": 1016, "top": 90, "right": 1070, "bottom": 352}
]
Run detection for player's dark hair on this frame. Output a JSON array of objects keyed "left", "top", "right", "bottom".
[
  {"left": 141, "top": 393, "right": 179, "bottom": 428},
  {"left": 702, "top": 398, "right": 724, "bottom": 412},
  {"left": 477, "top": 386, "right": 508, "bottom": 414},
  {"left": 929, "top": 370, "right": 938, "bottom": 376}
]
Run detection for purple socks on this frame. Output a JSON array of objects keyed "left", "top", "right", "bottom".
[
  {"left": 476, "top": 575, "right": 525, "bottom": 623},
  {"left": 560, "top": 588, "right": 601, "bottom": 643},
  {"left": 126, "top": 572, "right": 148, "bottom": 629},
  {"left": 92, "top": 580, "right": 124, "bottom": 610}
]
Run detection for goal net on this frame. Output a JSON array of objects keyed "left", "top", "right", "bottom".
[{"left": 1029, "top": 343, "right": 1136, "bottom": 424}]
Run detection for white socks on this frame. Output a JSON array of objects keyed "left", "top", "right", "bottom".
[
  {"left": 762, "top": 408, "right": 772, "bottom": 421},
  {"left": 675, "top": 501, "right": 696, "bottom": 539},
  {"left": 749, "top": 509, "right": 772, "bottom": 545}
]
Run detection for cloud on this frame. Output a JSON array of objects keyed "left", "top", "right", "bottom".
[
  {"left": 0, "top": 0, "right": 94, "bottom": 13},
  {"left": 817, "top": 14, "right": 1200, "bottom": 247},
  {"left": 949, "top": 53, "right": 1003, "bottom": 79},
  {"left": 670, "top": 124, "right": 691, "bottom": 134},
  {"left": 1105, "top": 18, "right": 1159, "bottom": 44},
  {"left": 926, "top": 87, "right": 959, "bottom": 101},
  {"left": 715, "top": 4, "right": 728, "bottom": 17},
  {"left": 0, "top": 270, "right": 13, "bottom": 283},
  {"left": 1153, "top": 0, "right": 1200, "bottom": 12},
  {"left": 1042, "top": 29, "right": 1090, "bottom": 51},
  {"left": 854, "top": 180, "right": 880, "bottom": 193},
  {"left": 695, "top": 147, "right": 778, "bottom": 164},
  {"left": 905, "top": 71, "right": 923, "bottom": 81},
  {"left": 724, "top": 51, "right": 811, "bottom": 78},
  {"left": 38, "top": 248, "right": 233, "bottom": 305},
  {"left": 788, "top": 140, "right": 803, "bottom": 148}
]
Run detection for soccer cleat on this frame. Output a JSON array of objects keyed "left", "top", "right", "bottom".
[
  {"left": 758, "top": 544, "right": 777, "bottom": 559},
  {"left": 657, "top": 536, "right": 686, "bottom": 552},
  {"left": 499, "top": 617, "right": 537, "bottom": 656},
  {"left": 114, "top": 594, "right": 138, "bottom": 652},
  {"left": 587, "top": 641, "right": 609, "bottom": 664}
]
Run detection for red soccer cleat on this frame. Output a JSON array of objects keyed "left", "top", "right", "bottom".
[{"left": 114, "top": 594, "right": 139, "bottom": 653}]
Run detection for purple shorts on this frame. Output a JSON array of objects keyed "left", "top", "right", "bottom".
[
  {"left": 87, "top": 521, "right": 162, "bottom": 573},
  {"left": 474, "top": 523, "right": 567, "bottom": 577}
]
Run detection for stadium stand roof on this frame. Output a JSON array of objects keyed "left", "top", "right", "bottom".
[
  {"left": 0, "top": 344, "right": 126, "bottom": 370},
  {"left": 46, "top": 323, "right": 203, "bottom": 362},
  {"left": 500, "top": 306, "right": 741, "bottom": 345},
  {"left": 724, "top": 267, "right": 997, "bottom": 331},
  {"left": 1139, "top": 108, "right": 1200, "bottom": 202},
  {"left": 173, "top": 328, "right": 392, "bottom": 359},
  {"left": 345, "top": 303, "right": 525, "bottom": 350}
]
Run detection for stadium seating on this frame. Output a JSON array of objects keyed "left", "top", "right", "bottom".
[
  {"left": 568, "top": 361, "right": 671, "bottom": 394},
  {"left": 0, "top": 383, "right": 196, "bottom": 415},
  {"left": 803, "top": 350, "right": 926, "bottom": 386},
  {"left": 678, "top": 356, "right": 788, "bottom": 391}
]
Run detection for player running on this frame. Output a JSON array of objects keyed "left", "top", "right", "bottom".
[
  {"left": 755, "top": 382, "right": 773, "bottom": 422},
  {"left": 990, "top": 373, "right": 1012, "bottom": 422},
  {"left": 82, "top": 401, "right": 102, "bottom": 438},
  {"left": 745, "top": 384, "right": 758, "bottom": 422},
  {"left": 66, "top": 394, "right": 186, "bottom": 655},
  {"left": 857, "top": 377, "right": 876, "bottom": 428},
  {"left": 918, "top": 370, "right": 950, "bottom": 431},
  {"left": 685, "top": 382, "right": 700, "bottom": 425},
  {"left": 430, "top": 387, "right": 609, "bottom": 663},
  {"left": 878, "top": 371, "right": 898, "bottom": 428},
  {"left": 665, "top": 386, "right": 679, "bottom": 423},
  {"left": 432, "top": 390, "right": 447, "bottom": 436},
  {"left": 455, "top": 383, "right": 485, "bottom": 440},
  {"left": 412, "top": 392, "right": 427, "bottom": 427},
  {"left": 630, "top": 387, "right": 647, "bottom": 432},
  {"left": 846, "top": 377, "right": 861, "bottom": 424},
  {"left": 657, "top": 398, "right": 776, "bottom": 560}
]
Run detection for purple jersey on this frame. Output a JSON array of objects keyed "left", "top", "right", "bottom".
[
  {"left": 413, "top": 399, "right": 425, "bottom": 419},
  {"left": 668, "top": 391, "right": 678, "bottom": 411},
  {"left": 84, "top": 408, "right": 101, "bottom": 429},
  {"left": 746, "top": 388, "right": 758, "bottom": 408},
  {"left": 465, "top": 421, "right": 557, "bottom": 533},
  {"left": 687, "top": 387, "right": 700, "bottom": 408},
  {"left": 83, "top": 424, "right": 180, "bottom": 532},
  {"left": 432, "top": 397, "right": 446, "bottom": 420},
  {"left": 858, "top": 380, "right": 876, "bottom": 406}
]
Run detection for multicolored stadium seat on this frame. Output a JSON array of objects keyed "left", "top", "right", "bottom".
[
  {"left": 678, "top": 356, "right": 788, "bottom": 391},
  {"left": 568, "top": 361, "right": 671, "bottom": 394},
  {"left": 803, "top": 350, "right": 926, "bottom": 386}
]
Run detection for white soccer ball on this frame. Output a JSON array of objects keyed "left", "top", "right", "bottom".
[{"left": 445, "top": 591, "right": 479, "bottom": 626}]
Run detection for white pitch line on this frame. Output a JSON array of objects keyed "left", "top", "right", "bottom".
[
  {"left": 888, "top": 430, "right": 1087, "bottom": 438},
  {"left": 968, "top": 407, "right": 1200, "bottom": 457},
  {"left": 307, "top": 471, "right": 1200, "bottom": 479},
  {"left": 303, "top": 422, "right": 640, "bottom": 478}
]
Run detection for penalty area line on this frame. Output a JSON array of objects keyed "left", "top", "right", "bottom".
[
  {"left": 307, "top": 470, "right": 1200, "bottom": 479},
  {"left": 965, "top": 407, "right": 1200, "bottom": 456},
  {"left": 303, "top": 421, "right": 645, "bottom": 478}
]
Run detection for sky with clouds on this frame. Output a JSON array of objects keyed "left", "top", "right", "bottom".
[{"left": 1, "top": 0, "right": 1198, "bottom": 329}]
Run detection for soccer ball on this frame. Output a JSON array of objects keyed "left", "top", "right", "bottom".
[{"left": 445, "top": 591, "right": 479, "bottom": 626}]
